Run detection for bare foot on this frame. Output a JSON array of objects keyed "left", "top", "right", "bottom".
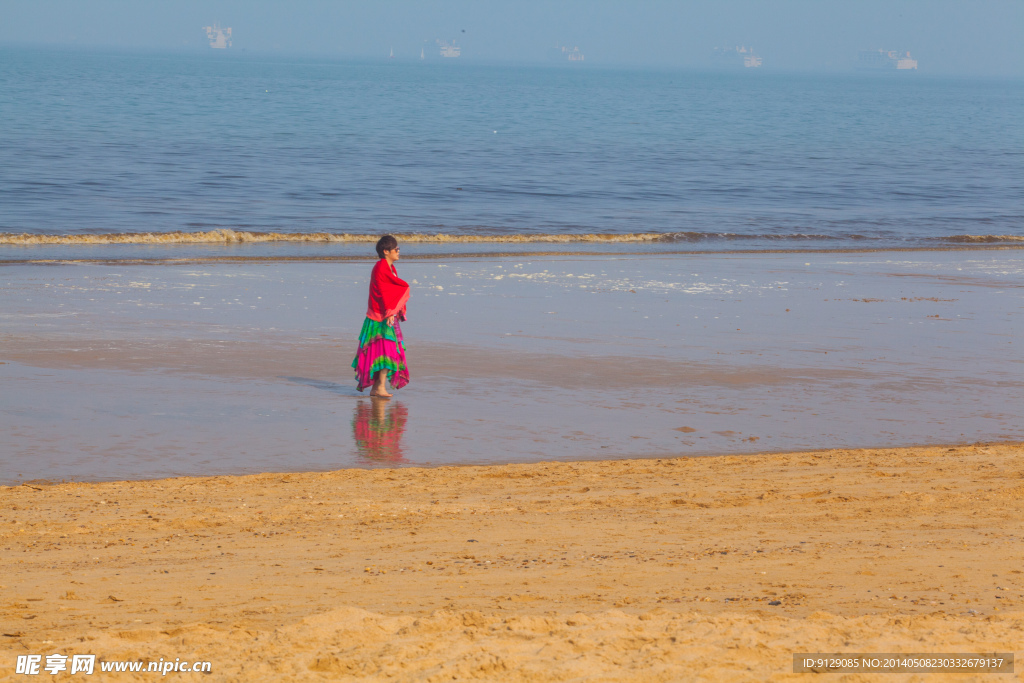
[{"left": 369, "top": 389, "right": 393, "bottom": 398}]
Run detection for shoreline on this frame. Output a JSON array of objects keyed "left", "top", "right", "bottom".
[
  {"left": 7, "top": 439, "right": 1017, "bottom": 488},
  {"left": 3, "top": 242, "right": 1024, "bottom": 267},
  {"left": 2, "top": 443, "right": 1022, "bottom": 680}
]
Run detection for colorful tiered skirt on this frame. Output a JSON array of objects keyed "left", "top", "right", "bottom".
[{"left": 351, "top": 317, "right": 409, "bottom": 392}]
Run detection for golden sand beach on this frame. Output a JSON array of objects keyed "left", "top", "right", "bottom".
[{"left": 2, "top": 443, "right": 1022, "bottom": 680}]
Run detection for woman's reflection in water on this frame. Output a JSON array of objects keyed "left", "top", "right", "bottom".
[{"left": 352, "top": 398, "right": 408, "bottom": 463}]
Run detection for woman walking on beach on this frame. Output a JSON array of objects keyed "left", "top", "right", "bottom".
[{"left": 352, "top": 235, "right": 410, "bottom": 398}]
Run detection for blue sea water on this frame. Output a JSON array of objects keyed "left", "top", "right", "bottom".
[
  {"left": 0, "top": 46, "right": 1022, "bottom": 256},
  {"left": 2, "top": 46, "right": 1023, "bottom": 479}
]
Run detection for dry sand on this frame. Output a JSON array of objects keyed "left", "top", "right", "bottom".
[{"left": 2, "top": 443, "right": 1023, "bottom": 681}]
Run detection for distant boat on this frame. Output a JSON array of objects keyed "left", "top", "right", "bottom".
[
  {"left": 548, "top": 44, "right": 585, "bottom": 62},
  {"left": 857, "top": 49, "right": 918, "bottom": 70},
  {"left": 711, "top": 45, "right": 762, "bottom": 68},
  {"left": 203, "top": 23, "right": 232, "bottom": 49},
  {"left": 437, "top": 39, "right": 461, "bottom": 58},
  {"left": 389, "top": 47, "right": 394, "bottom": 59},
  {"left": 420, "top": 48, "right": 425, "bottom": 60}
]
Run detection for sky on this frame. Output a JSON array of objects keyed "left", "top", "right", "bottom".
[{"left": 1, "top": 0, "right": 1022, "bottom": 76}]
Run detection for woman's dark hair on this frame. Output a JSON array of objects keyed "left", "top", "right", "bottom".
[{"left": 375, "top": 235, "right": 398, "bottom": 259}]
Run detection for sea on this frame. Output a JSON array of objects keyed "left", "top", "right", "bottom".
[
  {"left": 3, "top": 47, "right": 1024, "bottom": 482},
  {"left": 1, "top": 46, "right": 1022, "bottom": 261}
]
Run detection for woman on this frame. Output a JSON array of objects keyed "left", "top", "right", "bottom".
[{"left": 352, "top": 235, "right": 410, "bottom": 397}]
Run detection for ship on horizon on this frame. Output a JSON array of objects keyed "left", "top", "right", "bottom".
[
  {"left": 856, "top": 49, "right": 918, "bottom": 70},
  {"left": 548, "top": 44, "right": 585, "bottom": 63},
  {"left": 437, "top": 39, "right": 461, "bottom": 58},
  {"left": 712, "top": 45, "right": 762, "bottom": 68},
  {"left": 203, "top": 23, "right": 232, "bottom": 49}
]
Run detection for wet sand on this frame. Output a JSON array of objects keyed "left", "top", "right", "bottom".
[{"left": 2, "top": 443, "right": 1023, "bottom": 680}]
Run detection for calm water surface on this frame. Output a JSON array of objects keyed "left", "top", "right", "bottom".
[{"left": 1, "top": 47, "right": 1021, "bottom": 255}]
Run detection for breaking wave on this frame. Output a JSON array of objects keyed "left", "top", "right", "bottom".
[
  {"left": 1, "top": 229, "right": 1022, "bottom": 248},
  {"left": 0, "top": 229, "right": 860, "bottom": 246},
  {"left": 938, "top": 235, "right": 1024, "bottom": 243}
]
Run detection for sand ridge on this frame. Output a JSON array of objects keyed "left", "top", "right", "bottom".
[{"left": 2, "top": 443, "right": 1023, "bottom": 680}]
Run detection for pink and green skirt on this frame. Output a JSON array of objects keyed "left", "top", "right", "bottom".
[{"left": 351, "top": 317, "right": 409, "bottom": 392}]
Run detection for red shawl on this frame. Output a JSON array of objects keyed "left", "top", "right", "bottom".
[{"left": 366, "top": 259, "right": 410, "bottom": 322}]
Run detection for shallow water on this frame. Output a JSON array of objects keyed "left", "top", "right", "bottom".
[{"left": 2, "top": 250, "right": 1021, "bottom": 483}]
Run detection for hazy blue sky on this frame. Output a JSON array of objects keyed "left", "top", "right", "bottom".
[{"left": 2, "top": 0, "right": 1021, "bottom": 76}]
